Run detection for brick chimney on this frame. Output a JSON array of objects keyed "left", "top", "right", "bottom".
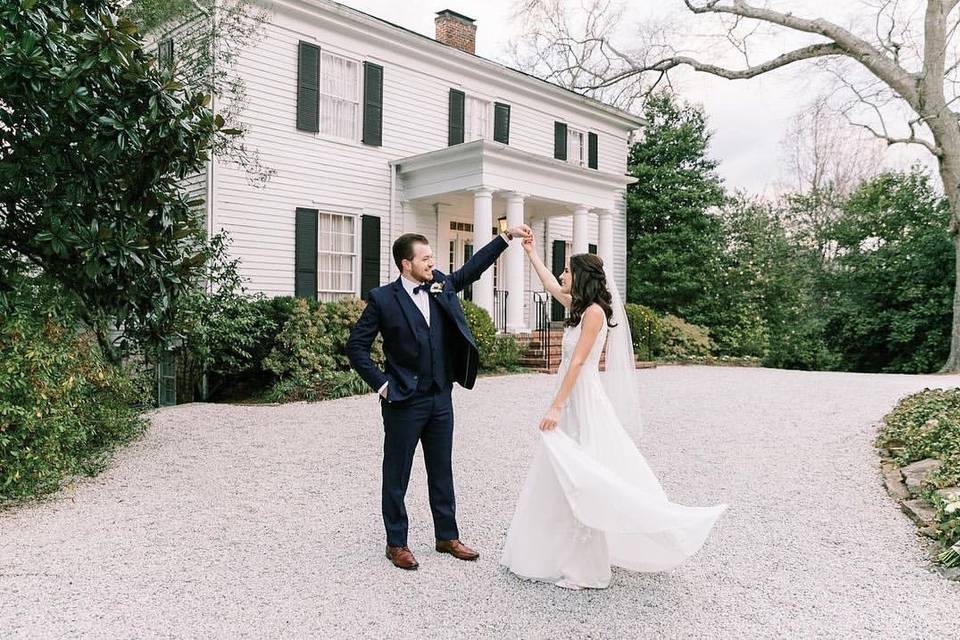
[{"left": 435, "top": 9, "right": 476, "bottom": 55}]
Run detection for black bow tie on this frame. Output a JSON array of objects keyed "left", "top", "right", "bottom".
[{"left": 413, "top": 282, "right": 432, "bottom": 295}]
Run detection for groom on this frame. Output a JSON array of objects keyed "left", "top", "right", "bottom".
[{"left": 346, "top": 224, "right": 531, "bottom": 570}]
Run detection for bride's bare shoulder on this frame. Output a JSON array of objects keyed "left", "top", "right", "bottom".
[
  {"left": 585, "top": 303, "right": 605, "bottom": 318},
  {"left": 581, "top": 304, "right": 605, "bottom": 328}
]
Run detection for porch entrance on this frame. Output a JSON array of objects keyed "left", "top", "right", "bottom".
[{"left": 448, "top": 219, "right": 474, "bottom": 301}]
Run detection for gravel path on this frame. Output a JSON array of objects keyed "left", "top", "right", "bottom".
[{"left": 2, "top": 366, "right": 959, "bottom": 639}]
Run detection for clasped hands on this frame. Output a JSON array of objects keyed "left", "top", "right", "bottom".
[{"left": 505, "top": 223, "right": 533, "bottom": 242}]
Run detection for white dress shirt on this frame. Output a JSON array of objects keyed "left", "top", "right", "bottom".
[{"left": 400, "top": 274, "right": 431, "bottom": 327}]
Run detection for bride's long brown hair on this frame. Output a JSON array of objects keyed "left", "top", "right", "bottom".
[{"left": 565, "top": 253, "right": 617, "bottom": 328}]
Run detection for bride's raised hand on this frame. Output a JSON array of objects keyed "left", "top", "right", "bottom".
[{"left": 522, "top": 236, "right": 536, "bottom": 255}]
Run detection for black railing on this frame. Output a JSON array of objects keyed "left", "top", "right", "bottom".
[
  {"left": 493, "top": 288, "right": 508, "bottom": 333},
  {"left": 531, "top": 291, "right": 555, "bottom": 370}
]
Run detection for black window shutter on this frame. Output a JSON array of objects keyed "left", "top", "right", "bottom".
[
  {"left": 551, "top": 240, "right": 566, "bottom": 322},
  {"left": 554, "top": 122, "right": 567, "bottom": 160},
  {"left": 589, "top": 243, "right": 597, "bottom": 255},
  {"left": 448, "top": 89, "right": 465, "bottom": 145},
  {"left": 157, "top": 38, "right": 174, "bottom": 70},
  {"left": 360, "top": 215, "right": 381, "bottom": 299},
  {"left": 297, "top": 42, "right": 320, "bottom": 133},
  {"left": 493, "top": 102, "right": 510, "bottom": 144},
  {"left": 362, "top": 62, "right": 383, "bottom": 146},
  {"left": 295, "top": 208, "right": 318, "bottom": 299},
  {"left": 588, "top": 132, "right": 598, "bottom": 169}
]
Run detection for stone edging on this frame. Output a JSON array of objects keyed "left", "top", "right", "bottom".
[{"left": 879, "top": 455, "right": 960, "bottom": 581}]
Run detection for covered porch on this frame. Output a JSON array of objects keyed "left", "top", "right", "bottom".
[{"left": 392, "top": 139, "right": 635, "bottom": 333}]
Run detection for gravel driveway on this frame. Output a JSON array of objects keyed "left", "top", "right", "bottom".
[{"left": 2, "top": 366, "right": 959, "bottom": 639}]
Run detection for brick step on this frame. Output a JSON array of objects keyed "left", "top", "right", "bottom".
[{"left": 521, "top": 344, "right": 607, "bottom": 355}]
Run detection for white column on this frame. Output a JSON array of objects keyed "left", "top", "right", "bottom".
[
  {"left": 471, "top": 187, "right": 494, "bottom": 316},
  {"left": 505, "top": 192, "right": 527, "bottom": 333},
  {"left": 597, "top": 208, "right": 614, "bottom": 270},
  {"left": 572, "top": 204, "right": 589, "bottom": 255}
]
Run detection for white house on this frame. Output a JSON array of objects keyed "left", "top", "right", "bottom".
[{"left": 159, "top": 1, "right": 641, "bottom": 333}]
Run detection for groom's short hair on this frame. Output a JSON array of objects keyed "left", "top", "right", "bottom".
[{"left": 393, "top": 233, "right": 429, "bottom": 271}]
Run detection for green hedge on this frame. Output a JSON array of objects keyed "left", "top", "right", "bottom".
[
  {"left": 877, "top": 388, "right": 960, "bottom": 566},
  {"left": 166, "top": 293, "right": 521, "bottom": 403},
  {"left": 460, "top": 299, "right": 495, "bottom": 367},
  {"left": 624, "top": 303, "right": 662, "bottom": 360},
  {"left": 263, "top": 297, "right": 383, "bottom": 402},
  {"left": 657, "top": 314, "right": 714, "bottom": 358},
  {"left": 459, "top": 299, "right": 521, "bottom": 371},
  {"left": 0, "top": 315, "right": 148, "bottom": 503}
]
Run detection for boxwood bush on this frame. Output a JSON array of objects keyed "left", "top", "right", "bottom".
[
  {"left": 262, "top": 298, "right": 383, "bottom": 402},
  {"left": 658, "top": 314, "right": 714, "bottom": 358},
  {"left": 1, "top": 314, "right": 148, "bottom": 504},
  {"left": 624, "top": 303, "right": 662, "bottom": 360}
]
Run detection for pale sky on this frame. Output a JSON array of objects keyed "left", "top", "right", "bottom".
[{"left": 336, "top": 0, "right": 936, "bottom": 195}]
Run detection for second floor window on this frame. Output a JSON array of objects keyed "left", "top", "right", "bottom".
[
  {"left": 465, "top": 95, "right": 490, "bottom": 141},
  {"left": 567, "top": 128, "right": 585, "bottom": 167},
  {"left": 321, "top": 52, "right": 359, "bottom": 141}
]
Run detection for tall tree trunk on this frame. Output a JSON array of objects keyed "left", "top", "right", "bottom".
[{"left": 938, "top": 132, "right": 960, "bottom": 371}]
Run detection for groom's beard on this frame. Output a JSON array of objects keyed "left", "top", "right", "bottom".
[{"left": 406, "top": 268, "right": 432, "bottom": 283}]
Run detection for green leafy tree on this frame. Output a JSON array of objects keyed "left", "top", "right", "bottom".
[
  {"left": 0, "top": 0, "right": 223, "bottom": 361},
  {"left": 717, "top": 194, "right": 836, "bottom": 368},
  {"left": 821, "top": 169, "right": 954, "bottom": 373},
  {"left": 626, "top": 92, "right": 726, "bottom": 323}
]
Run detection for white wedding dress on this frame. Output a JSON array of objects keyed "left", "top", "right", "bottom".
[{"left": 500, "top": 320, "right": 728, "bottom": 589}]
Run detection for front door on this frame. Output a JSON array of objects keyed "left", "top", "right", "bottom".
[{"left": 448, "top": 222, "right": 474, "bottom": 301}]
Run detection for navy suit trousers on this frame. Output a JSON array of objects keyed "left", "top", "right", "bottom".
[{"left": 380, "top": 385, "right": 458, "bottom": 547}]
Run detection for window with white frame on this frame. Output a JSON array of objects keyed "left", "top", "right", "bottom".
[
  {"left": 567, "top": 128, "right": 585, "bottom": 167},
  {"left": 465, "top": 95, "right": 490, "bottom": 142},
  {"left": 317, "top": 212, "right": 357, "bottom": 300},
  {"left": 320, "top": 51, "right": 359, "bottom": 141}
]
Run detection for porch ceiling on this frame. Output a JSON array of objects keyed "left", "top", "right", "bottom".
[{"left": 391, "top": 139, "right": 637, "bottom": 212}]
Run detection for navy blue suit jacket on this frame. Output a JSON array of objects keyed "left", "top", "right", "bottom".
[{"left": 346, "top": 235, "right": 509, "bottom": 403}]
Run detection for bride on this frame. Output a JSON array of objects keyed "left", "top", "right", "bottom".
[{"left": 500, "top": 236, "right": 728, "bottom": 590}]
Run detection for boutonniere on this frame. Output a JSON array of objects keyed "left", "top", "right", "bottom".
[{"left": 430, "top": 282, "right": 444, "bottom": 295}]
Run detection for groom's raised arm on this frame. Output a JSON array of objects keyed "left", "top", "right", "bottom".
[
  {"left": 346, "top": 293, "right": 388, "bottom": 393},
  {"left": 448, "top": 235, "right": 509, "bottom": 293}
]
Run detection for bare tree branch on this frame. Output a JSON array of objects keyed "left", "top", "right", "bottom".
[
  {"left": 584, "top": 42, "right": 845, "bottom": 89},
  {"left": 682, "top": 0, "right": 920, "bottom": 102},
  {"left": 848, "top": 116, "right": 942, "bottom": 154}
]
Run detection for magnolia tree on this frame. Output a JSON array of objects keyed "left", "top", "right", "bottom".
[
  {"left": 514, "top": 0, "right": 960, "bottom": 371},
  {"left": 0, "top": 0, "right": 223, "bottom": 361}
]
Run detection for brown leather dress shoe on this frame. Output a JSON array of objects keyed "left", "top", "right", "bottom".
[
  {"left": 385, "top": 545, "right": 419, "bottom": 570},
  {"left": 435, "top": 539, "right": 480, "bottom": 561}
]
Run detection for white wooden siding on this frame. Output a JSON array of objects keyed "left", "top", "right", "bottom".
[{"left": 211, "top": 3, "right": 634, "bottom": 301}]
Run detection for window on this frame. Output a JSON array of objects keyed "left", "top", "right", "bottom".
[
  {"left": 317, "top": 212, "right": 358, "bottom": 300},
  {"left": 493, "top": 102, "right": 510, "bottom": 144},
  {"left": 465, "top": 95, "right": 490, "bottom": 141},
  {"left": 320, "top": 52, "right": 359, "bottom": 141},
  {"left": 567, "top": 128, "right": 585, "bottom": 167},
  {"left": 157, "top": 38, "right": 174, "bottom": 70}
]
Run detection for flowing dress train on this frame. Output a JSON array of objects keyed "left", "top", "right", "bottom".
[{"left": 500, "top": 321, "right": 728, "bottom": 588}]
